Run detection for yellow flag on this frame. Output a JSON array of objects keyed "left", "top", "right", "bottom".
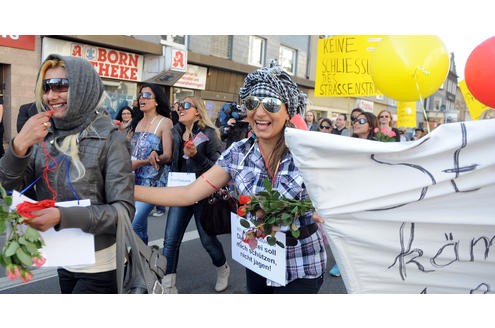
[
  {"left": 459, "top": 80, "right": 489, "bottom": 120},
  {"left": 397, "top": 101, "right": 417, "bottom": 128}
]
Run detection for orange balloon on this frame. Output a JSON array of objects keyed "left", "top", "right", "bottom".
[{"left": 465, "top": 36, "right": 495, "bottom": 108}]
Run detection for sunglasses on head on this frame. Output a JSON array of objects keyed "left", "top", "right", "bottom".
[
  {"left": 138, "top": 92, "right": 155, "bottom": 100},
  {"left": 42, "top": 78, "right": 69, "bottom": 93},
  {"left": 354, "top": 118, "right": 368, "bottom": 125},
  {"left": 178, "top": 101, "right": 195, "bottom": 110},
  {"left": 243, "top": 96, "right": 283, "bottom": 114},
  {"left": 320, "top": 124, "right": 331, "bottom": 129}
]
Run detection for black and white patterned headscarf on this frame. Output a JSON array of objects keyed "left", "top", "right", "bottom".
[{"left": 239, "top": 61, "right": 307, "bottom": 118}]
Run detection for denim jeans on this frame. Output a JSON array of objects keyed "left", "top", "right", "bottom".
[
  {"left": 163, "top": 200, "right": 226, "bottom": 274},
  {"left": 132, "top": 200, "right": 155, "bottom": 244},
  {"left": 245, "top": 268, "right": 324, "bottom": 294}
]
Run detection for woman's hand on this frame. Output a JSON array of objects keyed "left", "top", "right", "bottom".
[
  {"left": 13, "top": 112, "right": 52, "bottom": 156},
  {"left": 183, "top": 140, "right": 198, "bottom": 158},
  {"left": 149, "top": 150, "right": 161, "bottom": 169},
  {"left": 312, "top": 212, "right": 325, "bottom": 224},
  {"left": 25, "top": 207, "right": 61, "bottom": 232}
]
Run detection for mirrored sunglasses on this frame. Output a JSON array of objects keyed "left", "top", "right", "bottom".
[
  {"left": 243, "top": 96, "right": 283, "bottom": 114},
  {"left": 354, "top": 118, "right": 368, "bottom": 125},
  {"left": 42, "top": 78, "right": 69, "bottom": 93},
  {"left": 178, "top": 101, "right": 195, "bottom": 110},
  {"left": 138, "top": 92, "right": 155, "bottom": 99}
]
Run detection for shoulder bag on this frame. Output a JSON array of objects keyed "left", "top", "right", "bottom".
[{"left": 199, "top": 186, "right": 238, "bottom": 236}]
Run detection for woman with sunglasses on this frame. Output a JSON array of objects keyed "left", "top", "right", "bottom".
[
  {"left": 128, "top": 84, "right": 173, "bottom": 245},
  {"left": 318, "top": 118, "right": 333, "bottom": 133},
  {"left": 351, "top": 111, "right": 378, "bottom": 140},
  {"left": 0, "top": 54, "right": 135, "bottom": 293},
  {"left": 161, "top": 96, "right": 228, "bottom": 293},
  {"left": 377, "top": 109, "right": 401, "bottom": 142},
  {"left": 135, "top": 63, "right": 327, "bottom": 294}
]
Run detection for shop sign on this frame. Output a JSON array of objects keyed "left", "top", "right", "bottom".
[
  {"left": 42, "top": 37, "right": 143, "bottom": 82},
  {"left": 0, "top": 35, "right": 35, "bottom": 51},
  {"left": 174, "top": 64, "right": 207, "bottom": 90}
]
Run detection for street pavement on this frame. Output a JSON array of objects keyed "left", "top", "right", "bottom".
[{"left": 0, "top": 210, "right": 347, "bottom": 294}]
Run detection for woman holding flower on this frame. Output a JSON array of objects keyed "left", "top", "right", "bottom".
[
  {"left": 376, "top": 109, "right": 401, "bottom": 142},
  {"left": 135, "top": 62, "right": 327, "bottom": 293}
]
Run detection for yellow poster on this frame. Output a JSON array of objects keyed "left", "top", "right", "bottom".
[
  {"left": 459, "top": 80, "right": 489, "bottom": 120},
  {"left": 396, "top": 101, "right": 417, "bottom": 128},
  {"left": 315, "top": 35, "right": 383, "bottom": 97}
]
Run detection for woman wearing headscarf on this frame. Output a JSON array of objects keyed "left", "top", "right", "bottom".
[
  {"left": 0, "top": 54, "right": 135, "bottom": 293},
  {"left": 134, "top": 62, "right": 327, "bottom": 294}
]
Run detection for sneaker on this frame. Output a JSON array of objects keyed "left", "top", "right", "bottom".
[
  {"left": 215, "top": 263, "right": 230, "bottom": 292},
  {"left": 329, "top": 264, "right": 341, "bottom": 277},
  {"left": 152, "top": 210, "right": 165, "bottom": 217}
]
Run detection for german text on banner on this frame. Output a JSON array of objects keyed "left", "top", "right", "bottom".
[{"left": 285, "top": 120, "right": 495, "bottom": 293}]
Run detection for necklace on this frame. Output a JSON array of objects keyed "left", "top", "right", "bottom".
[
  {"left": 139, "top": 115, "right": 158, "bottom": 133},
  {"left": 258, "top": 141, "right": 281, "bottom": 186}
]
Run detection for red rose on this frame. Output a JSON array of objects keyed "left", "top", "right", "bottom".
[
  {"left": 237, "top": 206, "right": 247, "bottom": 217},
  {"left": 239, "top": 195, "right": 251, "bottom": 205}
]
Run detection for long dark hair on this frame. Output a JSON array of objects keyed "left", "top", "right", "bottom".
[{"left": 129, "top": 83, "right": 171, "bottom": 132}]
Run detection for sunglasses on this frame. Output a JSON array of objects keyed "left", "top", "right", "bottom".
[
  {"left": 320, "top": 125, "right": 331, "bottom": 129},
  {"left": 243, "top": 96, "right": 283, "bottom": 114},
  {"left": 138, "top": 92, "right": 155, "bottom": 100},
  {"left": 42, "top": 78, "right": 69, "bottom": 93},
  {"left": 354, "top": 118, "right": 368, "bottom": 125},
  {"left": 178, "top": 101, "right": 196, "bottom": 110}
]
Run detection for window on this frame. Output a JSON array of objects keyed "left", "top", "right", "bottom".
[
  {"left": 279, "top": 45, "right": 297, "bottom": 75},
  {"left": 160, "top": 35, "right": 187, "bottom": 48},
  {"left": 248, "top": 36, "right": 266, "bottom": 67}
]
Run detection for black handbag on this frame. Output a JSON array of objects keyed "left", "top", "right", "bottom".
[
  {"left": 199, "top": 187, "right": 238, "bottom": 236},
  {"left": 116, "top": 209, "right": 167, "bottom": 294}
]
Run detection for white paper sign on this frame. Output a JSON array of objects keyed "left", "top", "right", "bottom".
[
  {"left": 167, "top": 172, "right": 196, "bottom": 187},
  {"left": 285, "top": 120, "right": 495, "bottom": 294},
  {"left": 230, "top": 212, "right": 287, "bottom": 286},
  {"left": 11, "top": 191, "right": 95, "bottom": 267}
]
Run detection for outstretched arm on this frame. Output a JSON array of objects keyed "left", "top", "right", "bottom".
[{"left": 134, "top": 164, "right": 231, "bottom": 207}]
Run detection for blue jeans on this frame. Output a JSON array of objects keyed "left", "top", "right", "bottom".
[
  {"left": 132, "top": 200, "right": 155, "bottom": 244},
  {"left": 163, "top": 200, "right": 226, "bottom": 274}
]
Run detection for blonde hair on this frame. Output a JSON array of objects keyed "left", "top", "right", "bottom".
[
  {"left": 183, "top": 96, "right": 220, "bottom": 139},
  {"left": 34, "top": 58, "right": 66, "bottom": 112},
  {"left": 479, "top": 108, "right": 495, "bottom": 120},
  {"left": 377, "top": 109, "right": 394, "bottom": 127}
]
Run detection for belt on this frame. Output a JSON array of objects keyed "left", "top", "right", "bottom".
[{"left": 284, "top": 223, "right": 318, "bottom": 247}]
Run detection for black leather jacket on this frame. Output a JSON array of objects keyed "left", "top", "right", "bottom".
[
  {"left": 0, "top": 115, "right": 135, "bottom": 251},
  {"left": 170, "top": 122, "right": 222, "bottom": 176}
]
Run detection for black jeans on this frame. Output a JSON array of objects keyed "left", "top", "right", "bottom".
[
  {"left": 57, "top": 268, "right": 117, "bottom": 294},
  {"left": 245, "top": 268, "right": 324, "bottom": 294}
]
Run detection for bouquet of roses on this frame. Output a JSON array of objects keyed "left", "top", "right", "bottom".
[
  {"left": 374, "top": 127, "right": 397, "bottom": 142},
  {"left": 237, "top": 179, "right": 314, "bottom": 250},
  {"left": 0, "top": 183, "right": 46, "bottom": 283}
]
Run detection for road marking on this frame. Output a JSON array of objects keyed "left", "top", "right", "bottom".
[{"left": 0, "top": 230, "right": 200, "bottom": 292}]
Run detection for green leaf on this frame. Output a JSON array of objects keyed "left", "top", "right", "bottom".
[
  {"left": 15, "top": 247, "right": 33, "bottom": 266},
  {"left": 276, "top": 241, "right": 285, "bottom": 248},
  {"left": 23, "top": 227, "right": 43, "bottom": 242},
  {"left": 22, "top": 242, "right": 38, "bottom": 255},
  {"left": 240, "top": 219, "right": 251, "bottom": 228},
  {"left": 266, "top": 236, "right": 276, "bottom": 246},
  {"left": 291, "top": 228, "right": 300, "bottom": 239},
  {"left": 4, "top": 241, "right": 20, "bottom": 257}
]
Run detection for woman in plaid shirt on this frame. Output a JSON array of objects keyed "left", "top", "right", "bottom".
[{"left": 135, "top": 62, "right": 327, "bottom": 293}]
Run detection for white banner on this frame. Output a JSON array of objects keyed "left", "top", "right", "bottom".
[{"left": 285, "top": 120, "right": 495, "bottom": 293}]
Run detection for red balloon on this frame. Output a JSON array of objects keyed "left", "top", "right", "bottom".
[
  {"left": 290, "top": 114, "right": 308, "bottom": 130},
  {"left": 465, "top": 36, "right": 495, "bottom": 107}
]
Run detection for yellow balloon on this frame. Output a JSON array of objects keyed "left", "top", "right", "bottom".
[{"left": 370, "top": 35, "right": 450, "bottom": 101}]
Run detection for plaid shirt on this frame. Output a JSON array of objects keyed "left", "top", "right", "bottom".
[{"left": 216, "top": 137, "right": 327, "bottom": 284}]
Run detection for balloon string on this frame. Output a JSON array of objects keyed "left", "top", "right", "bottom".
[{"left": 414, "top": 67, "right": 431, "bottom": 134}]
